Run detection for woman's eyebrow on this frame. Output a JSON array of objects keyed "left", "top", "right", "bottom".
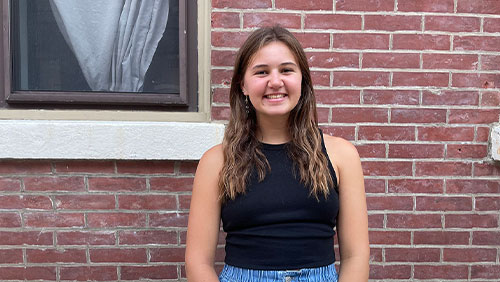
[{"left": 251, "top": 62, "right": 297, "bottom": 70}]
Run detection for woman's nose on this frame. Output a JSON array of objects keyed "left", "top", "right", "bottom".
[{"left": 268, "top": 71, "right": 284, "bottom": 88}]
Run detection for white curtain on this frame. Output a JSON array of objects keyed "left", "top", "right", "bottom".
[{"left": 49, "top": 0, "right": 169, "bottom": 92}]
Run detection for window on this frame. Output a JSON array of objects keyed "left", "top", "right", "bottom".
[{"left": 2, "top": 0, "right": 198, "bottom": 111}]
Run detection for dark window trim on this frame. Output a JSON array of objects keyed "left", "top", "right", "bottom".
[{"left": 0, "top": 0, "right": 197, "bottom": 110}]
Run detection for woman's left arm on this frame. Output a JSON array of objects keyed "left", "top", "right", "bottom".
[{"left": 325, "top": 136, "right": 370, "bottom": 281}]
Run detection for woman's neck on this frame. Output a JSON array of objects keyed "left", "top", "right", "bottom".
[{"left": 256, "top": 114, "right": 290, "bottom": 144}]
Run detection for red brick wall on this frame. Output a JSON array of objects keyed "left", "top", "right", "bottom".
[
  {"left": 211, "top": 0, "right": 500, "bottom": 281},
  {"left": 1, "top": 1, "right": 499, "bottom": 281}
]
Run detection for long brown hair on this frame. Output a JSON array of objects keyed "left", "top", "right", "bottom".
[{"left": 218, "top": 26, "right": 334, "bottom": 202}]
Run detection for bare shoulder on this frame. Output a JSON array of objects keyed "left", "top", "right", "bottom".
[
  {"left": 322, "top": 134, "right": 360, "bottom": 163},
  {"left": 197, "top": 144, "right": 224, "bottom": 172}
]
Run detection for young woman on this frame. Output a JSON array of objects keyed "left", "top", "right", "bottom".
[{"left": 185, "top": 26, "right": 369, "bottom": 282}]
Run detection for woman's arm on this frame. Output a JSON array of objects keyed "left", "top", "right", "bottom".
[
  {"left": 324, "top": 136, "right": 370, "bottom": 282},
  {"left": 185, "top": 145, "right": 224, "bottom": 282}
]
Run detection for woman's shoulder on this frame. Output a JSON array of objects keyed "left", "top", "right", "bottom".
[
  {"left": 196, "top": 144, "right": 224, "bottom": 173},
  {"left": 322, "top": 134, "right": 360, "bottom": 162}
]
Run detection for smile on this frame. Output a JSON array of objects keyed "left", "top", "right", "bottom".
[{"left": 265, "top": 94, "right": 287, "bottom": 99}]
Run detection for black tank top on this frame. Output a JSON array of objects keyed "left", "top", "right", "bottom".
[{"left": 220, "top": 133, "right": 340, "bottom": 270}]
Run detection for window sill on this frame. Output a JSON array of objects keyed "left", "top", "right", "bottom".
[{"left": 0, "top": 119, "right": 225, "bottom": 160}]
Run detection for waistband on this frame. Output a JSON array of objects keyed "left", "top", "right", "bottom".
[{"left": 219, "top": 263, "right": 338, "bottom": 282}]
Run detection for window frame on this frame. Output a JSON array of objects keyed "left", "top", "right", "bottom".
[{"left": 1, "top": 0, "right": 200, "bottom": 111}]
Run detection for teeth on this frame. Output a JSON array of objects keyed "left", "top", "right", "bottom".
[{"left": 266, "top": 94, "right": 285, "bottom": 99}]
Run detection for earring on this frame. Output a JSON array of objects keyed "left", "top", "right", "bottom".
[{"left": 245, "top": 96, "right": 249, "bottom": 114}]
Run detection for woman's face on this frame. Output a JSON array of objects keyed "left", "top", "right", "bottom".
[{"left": 241, "top": 41, "right": 302, "bottom": 120}]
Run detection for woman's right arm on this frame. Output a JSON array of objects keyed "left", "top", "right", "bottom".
[{"left": 185, "top": 145, "right": 224, "bottom": 282}]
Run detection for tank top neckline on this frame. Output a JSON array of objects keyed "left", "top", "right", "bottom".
[{"left": 259, "top": 141, "right": 290, "bottom": 150}]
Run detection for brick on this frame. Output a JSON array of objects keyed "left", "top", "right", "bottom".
[
  {"left": 212, "top": 31, "right": 250, "bottom": 48},
  {"left": 364, "top": 179, "right": 385, "bottom": 193},
  {"left": 211, "top": 106, "right": 231, "bottom": 121},
  {"left": 482, "top": 56, "right": 500, "bottom": 71},
  {"left": 244, "top": 13, "right": 301, "bottom": 28},
  {"left": 121, "top": 265, "right": 177, "bottom": 280},
  {"left": 54, "top": 161, "right": 115, "bottom": 174},
  {"left": 320, "top": 126, "right": 356, "bottom": 140},
  {"left": 391, "top": 108, "right": 447, "bottom": 123},
  {"left": 455, "top": 36, "right": 500, "bottom": 52},
  {"left": 90, "top": 248, "right": 146, "bottom": 263},
  {"left": 212, "top": 87, "right": 230, "bottom": 104},
  {"left": 389, "top": 144, "right": 444, "bottom": 158},
  {"left": 446, "top": 214, "right": 498, "bottom": 228},
  {"left": 116, "top": 161, "right": 175, "bottom": 174},
  {"left": 311, "top": 71, "right": 330, "bottom": 87},
  {"left": 416, "top": 161, "right": 472, "bottom": 176},
  {"left": 150, "top": 177, "right": 194, "bottom": 192},
  {"left": 275, "top": 0, "right": 332, "bottom": 10},
  {"left": 179, "top": 194, "right": 191, "bottom": 210},
  {"left": 334, "top": 71, "right": 390, "bottom": 87},
  {"left": 211, "top": 69, "right": 232, "bottom": 86},
  {"left": 150, "top": 212, "right": 189, "bottom": 227},
  {"left": 333, "top": 33, "right": 389, "bottom": 49},
  {"left": 393, "top": 34, "right": 450, "bottom": 50},
  {"left": 474, "top": 162, "right": 500, "bottom": 176},
  {"left": 27, "top": 248, "right": 86, "bottom": 263},
  {"left": 0, "top": 231, "right": 53, "bottom": 245},
  {"left": 315, "top": 90, "right": 360, "bottom": 105},
  {"left": 212, "top": 0, "right": 271, "bottom": 9},
  {"left": 307, "top": 52, "right": 359, "bottom": 68},
  {"left": 55, "top": 195, "right": 115, "bottom": 210},
  {"left": 212, "top": 50, "right": 237, "bottom": 67},
  {"left": 293, "top": 33, "right": 330, "bottom": 49},
  {"left": 387, "top": 214, "right": 442, "bottom": 228},
  {"left": 359, "top": 126, "right": 415, "bottom": 141},
  {"left": 447, "top": 179, "right": 500, "bottom": 193},
  {"left": 425, "top": 16, "right": 480, "bottom": 32},
  {"left": 0, "top": 213, "right": 21, "bottom": 228},
  {"left": 366, "top": 196, "right": 413, "bottom": 211},
  {"left": 87, "top": 213, "right": 146, "bottom": 228},
  {"left": 447, "top": 144, "right": 488, "bottom": 159},
  {"left": 119, "top": 230, "right": 177, "bottom": 245},
  {"left": 457, "top": 0, "right": 500, "bottom": 14},
  {"left": 388, "top": 179, "right": 443, "bottom": 194},
  {"left": 318, "top": 108, "right": 330, "bottom": 123},
  {"left": 369, "top": 265, "right": 411, "bottom": 279},
  {"left": 444, "top": 248, "right": 497, "bottom": 262},
  {"left": 57, "top": 231, "right": 115, "bottom": 245},
  {"left": 211, "top": 12, "right": 239, "bottom": 28},
  {"left": 453, "top": 73, "right": 500, "bottom": 88},
  {"left": 481, "top": 91, "right": 500, "bottom": 106},
  {"left": 392, "top": 72, "right": 449, "bottom": 87},
  {"left": 418, "top": 126, "right": 474, "bottom": 141},
  {"left": 88, "top": 177, "right": 146, "bottom": 192},
  {"left": 150, "top": 247, "right": 185, "bottom": 262},
  {"left": 363, "top": 53, "right": 419, "bottom": 69},
  {"left": 355, "top": 144, "right": 385, "bottom": 158},
  {"left": 416, "top": 196, "right": 472, "bottom": 211},
  {"left": 0, "top": 249, "right": 23, "bottom": 263},
  {"left": 118, "top": 195, "right": 177, "bottom": 210},
  {"left": 476, "top": 196, "right": 500, "bottom": 211},
  {"left": 60, "top": 266, "right": 118, "bottom": 281},
  {"left": 362, "top": 161, "right": 412, "bottom": 176},
  {"left": 473, "top": 231, "right": 500, "bottom": 245},
  {"left": 24, "top": 177, "right": 85, "bottom": 192},
  {"left": 0, "top": 161, "right": 51, "bottom": 174},
  {"left": 336, "top": 0, "right": 394, "bottom": 11},
  {"left": 423, "top": 54, "right": 479, "bottom": 70},
  {"left": 0, "top": 195, "right": 52, "bottom": 210},
  {"left": 363, "top": 90, "right": 419, "bottom": 105},
  {"left": 476, "top": 126, "right": 491, "bottom": 142},
  {"left": 414, "top": 265, "right": 468, "bottom": 279},
  {"left": 365, "top": 15, "right": 420, "bottom": 31},
  {"left": 414, "top": 231, "right": 470, "bottom": 245},
  {"left": 398, "top": 0, "right": 454, "bottom": 12},
  {"left": 25, "top": 212, "right": 84, "bottom": 228},
  {"left": 386, "top": 248, "right": 440, "bottom": 262},
  {"left": 449, "top": 109, "right": 500, "bottom": 124},
  {"left": 471, "top": 265, "right": 500, "bottom": 279},
  {"left": 369, "top": 231, "right": 411, "bottom": 245},
  {"left": 0, "top": 267, "right": 56, "bottom": 280},
  {"left": 422, "top": 90, "right": 478, "bottom": 105},
  {"left": 368, "top": 214, "right": 384, "bottom": 228},
  {"left": 305, "top": 14, "right": 361, "bottom": 30},
  {"left": 0, "top": 178, "right": 21, "bottom": 191},
  {"left": 369, "top": 247, "right": 383, "bottom": 261},
  {"left": 484, "top": 18, "right": 500, "bottom": 32},
  {"left": 331, "top": 107, "right": 387, "bottom": 123}
]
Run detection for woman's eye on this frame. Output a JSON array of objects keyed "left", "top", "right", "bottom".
[
  {"left": 282, "top": 68, "right": 294, "bottom": 73},
  {"left": 255, "top": 70, "right": 267, "bottom": 75}
]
